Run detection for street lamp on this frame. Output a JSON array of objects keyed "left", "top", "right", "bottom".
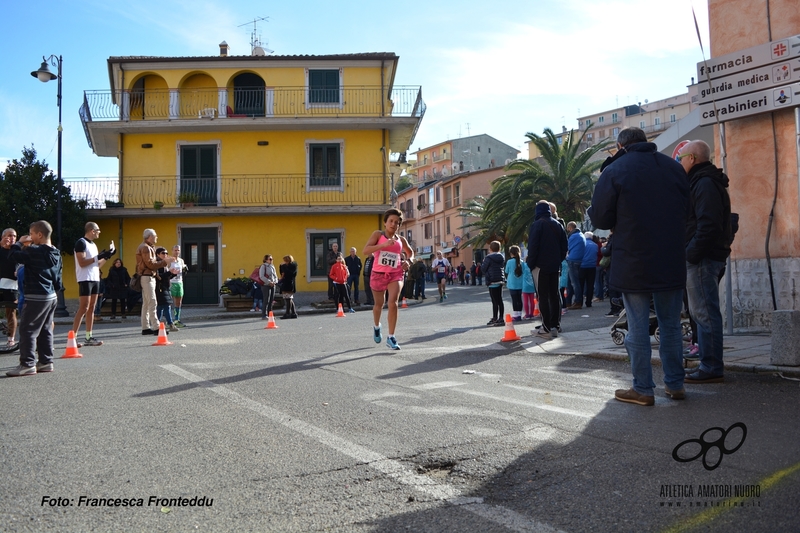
[{"left": 31, "top": 55, "right": 68, "bottom": 317}]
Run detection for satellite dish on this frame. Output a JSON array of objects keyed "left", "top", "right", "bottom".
[
  {"left": 644, "top": 99, "right": 649, "bottom": 104},
  {"left": 253, "top": 46, "right": 266, "bottom": 56}
]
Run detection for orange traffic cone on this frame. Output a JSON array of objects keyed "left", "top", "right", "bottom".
[
  {"left": 500, "top": 314, "right": 521, "bottom": 342},
  {"left": 533, "top": 296, "right": 540, "bottom": 317},
  {"left": 264, "top": 311, "right": 279, "bottom": 329},
  {"left": 152, "top": 322, "right": 173, "bottom": 346},
  {"left": 336, "top": 303, "right": 346, "bottom": 317},
  {"left": 401, "top": 297, "right": 409, "bottom": 309},
  {"left": 60, "top": 330, "right": 84, "bottom": 358}
]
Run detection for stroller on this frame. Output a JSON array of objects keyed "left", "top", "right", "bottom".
[{"left": 610, "top": 306, "right": 692, "bottom": 346}]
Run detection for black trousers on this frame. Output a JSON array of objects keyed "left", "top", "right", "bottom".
[
  {"left": 489, "top": 285, "right": 504, "bottom": 321},
  {"left": 579, "top": 267, "right": 596, "bottom": 305},
  {"left": 333, "top": 283, "right": 352, "bottom": 310},
  {"left": 532, "top": 268, "right": 560, "bottom": 332}
]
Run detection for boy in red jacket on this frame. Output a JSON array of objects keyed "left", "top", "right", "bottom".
[{"left": 329, "top": 254, "right": 355, "bottom": 313}]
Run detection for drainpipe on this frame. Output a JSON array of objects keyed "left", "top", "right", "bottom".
[
  {"left": 719, "top": 123, "right": 734, "bottom": 335},
  {"left": 796, "top": 107, "right": 800, "bottom": 246}
]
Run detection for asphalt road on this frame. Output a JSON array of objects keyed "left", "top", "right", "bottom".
[{"left": 2, "top": 284, "right": 798, "bottom": 532}]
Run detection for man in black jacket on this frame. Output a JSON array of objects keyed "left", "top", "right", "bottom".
[
  {"left": 589, "top": 127, "right": 690, "bottom": 406},
  {"left": 6, "top": 221, "right": 62, "bottom": 376},
  {"left": 344, "top": 247, "right": 363, "bottom": 305},
  {"left": 526, "top": 200, "right": 568, "bottom": 339},
  {"left": 677, "top": 140, "right": 731, "bottom": 384}
]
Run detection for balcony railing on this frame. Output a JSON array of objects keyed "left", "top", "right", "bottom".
[
  {"left": 66, "top": 174, "right": 387, "bottom": 209},
  {"left": 81, "top": 86, "right": 425, "bottom": 121}
]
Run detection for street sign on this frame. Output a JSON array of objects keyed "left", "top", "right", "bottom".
[
  {"left": 698, "top": 82, "right": 800, "bottom": 126},
  {"left": 697, "top": 58, "right": 800, "bottom": 104},
  {"left": 697, "top": 33, "right": 800, "bottom": 82},
  {"left": 672, "top": 140, "right": 690, "bottom": 160}
]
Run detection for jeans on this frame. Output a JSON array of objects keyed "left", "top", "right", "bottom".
[
  {"left": 261, "top": 284, "right": 276, "bottom": 318},
  {"left": 594, "top": 267, "right": 606, "bottom": 299},
  {"left": 567, "top": 260, "right": 582, "bottom": 305},
  {"left": 414, "top": 276, "right": 425, "bottom": 299},
  {"left": 347, "top": 274, "right": 360, "bottom": 303},
  {"left": 157, "top": 304, "right": 174, "bottom": 325},
  {"left": 621, "top": 289, "right": 684, "bottom": 395},
  {"left": 686, "top": 259, "right": 726, "bottom": 376}
]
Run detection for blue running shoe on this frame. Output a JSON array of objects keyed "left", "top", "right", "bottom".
[
  {"left": 373, "top": 324, "right": 382, "bottom": 344},
  {"left": 348, "top": 308, "right": 356, "bottom": 313},
  {"left": 443, "top": 293, "right": 448, "bottom": 300},
  {"left": 386, "top": 336, "right": 400, "bottom": 350}
]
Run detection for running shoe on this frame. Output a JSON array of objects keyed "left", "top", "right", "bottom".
[
  {"left": 348, "top": 308, "right": 356, "bottom": 313},
  {"left": 439, "top": 296, "right": 443, "bottom": 302},
  {"left": 373, "top": 324, "right": 382, "bottom": 344},
  {"left": 36, "top": 362, "right": 54, "bottom": 373},
  {"left": 84, "top": 337, "right": 104, "bottom": 347},
  {"left": 386, "top": 336, "right": 400, "bottom": 350},
  {"left": 443, "top": 293, "right": 448, "bottom": 300}
]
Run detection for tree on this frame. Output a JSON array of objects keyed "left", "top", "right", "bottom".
[
  {"left": 506, "top": 125, "right": 611, "bottom": 224},
  {"left": 0, "top": 146, "right": 87, "bottom": 252},
  {"left": 395, "top": 175, "right": 413, "bottom": 193}
]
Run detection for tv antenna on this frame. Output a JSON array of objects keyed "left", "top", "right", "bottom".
[{"left": 239, "top": 16, "right": 273, "bottom": 55}]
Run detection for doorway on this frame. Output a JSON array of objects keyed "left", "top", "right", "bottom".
[{"left": 181, "top": 227, "right": 219, "bottom": 304}]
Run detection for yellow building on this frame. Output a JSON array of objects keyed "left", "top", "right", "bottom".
[{"left": 78, "top": 46, "right": 424, "bottom": 304}]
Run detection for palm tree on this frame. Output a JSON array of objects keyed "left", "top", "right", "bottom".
[{"left": 506, "top": 124, "right": 611, "bottom": 224}]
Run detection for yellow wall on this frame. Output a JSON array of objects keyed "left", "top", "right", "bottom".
[{"left": 63, "top": 213, "right": 383, "bottom": 298}]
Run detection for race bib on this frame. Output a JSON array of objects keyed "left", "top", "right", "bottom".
[
  {"left": 437, "top": 266, "right": 446, "bottom": 274},
  {"left": 378, "top": 250, "right": 401, "bottom": 269}
]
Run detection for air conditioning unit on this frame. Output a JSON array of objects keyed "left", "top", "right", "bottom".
[{"left": 440, "top": 242, "right": 448, "bottom": 248}]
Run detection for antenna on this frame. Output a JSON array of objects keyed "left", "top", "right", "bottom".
[
  {"left": 239, "top": 16, "right": 273, "bottom": 55},
  {"left": 465, "top": 123, "right": 470, "bottom": 136}
]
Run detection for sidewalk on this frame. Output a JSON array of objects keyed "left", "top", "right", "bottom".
[{"left": 524, "top": 326, "right": 798, "bottom": 378}]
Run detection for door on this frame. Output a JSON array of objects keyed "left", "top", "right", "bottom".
[
  {"left": 182, "top": 227, "right": 219, "bottom": 304},
  {"left": 180, "top": 145, "right": 217, "bottom": 206}
]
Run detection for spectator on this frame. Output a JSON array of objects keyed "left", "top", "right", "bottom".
[
  {"left": 0, "top": 228, "right": 20, "bottom": 348},
  {"left": 5, "top": 221, "right": 62, "bottom": 376},
  {"left": 279, "top": 255, "right": 298, "bottom": 319},
  {"left": 677, "top": 140, "right": 732, "bottom": 384},
  {"left": 106, "top": 258, "right": 131, "bottom": 319},
  {"left": 136, "top": 228, "right": 169, "bottom": 335},
  {"left": 565, "top": 221, "right": 585, "bottom": 309},
  {"left": 344, "top": 247, "right": 363, "bottom": 305},
  {"left": 589, "top": 127, "right": 689, "bottom": 406},
  {"left": 526, "top": 200, "right": 568, "bottom": 338},
  {"left": 482, "top": 241, "right": 506, "bottom": 326}
]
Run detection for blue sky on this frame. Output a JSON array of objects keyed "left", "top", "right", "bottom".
[{"left": 1, "top": 0, "right": 709, "bottom": 178}]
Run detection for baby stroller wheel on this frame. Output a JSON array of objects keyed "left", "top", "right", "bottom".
[
  {"left": 654, "top": 327, "right": 660, "bottom": 343},
  {"left": 612, "top": 330, "right": 625, "bottom": 345},
  {"left": 681, "top": 322, "right": 693, "bottom": 342}
]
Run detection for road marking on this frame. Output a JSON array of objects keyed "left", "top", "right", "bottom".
[
  {"left": 371, "top": 400, "right": 516, "bottom": 421},
  {"left": 160, "top": 364, "right": 567, "bottom": 533},
  {"left": 412, "top": 381, "right": 465, "bottom": 390},
  {"left": 454, "top": 388, "right": 599, "bottom": 419}
]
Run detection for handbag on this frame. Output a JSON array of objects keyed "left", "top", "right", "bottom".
[
  {"left": 250, "top": 266, "right": 265, "bottom": 286},
  {"left": 130, "top": 273, "right": 143, "bottom": 292}
]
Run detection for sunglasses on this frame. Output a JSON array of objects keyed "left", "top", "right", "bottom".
[{"left": 676, "top": 153, "right": 694, "bottom": 162}]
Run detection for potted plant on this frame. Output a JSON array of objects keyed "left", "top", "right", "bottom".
[
  {"left": 104, "top": 200, "right": 124, "bottom": 208},
  {"left": 153, "top": 201, "right": 164, "bottom": 210},
  {"left": 178, "top": 191, "right": 200, "bottom": 208}
]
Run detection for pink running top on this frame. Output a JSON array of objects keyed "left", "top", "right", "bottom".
[{"left": 372, "top": 233, "right": 403, "bottom": 274}]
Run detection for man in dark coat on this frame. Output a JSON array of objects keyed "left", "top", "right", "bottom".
[
  {"left": 588, "top": 127, "right": 690, "bottom": 406},
  {"left": 526, "top": 200, "right": 568, "bottom": 339},
  {"left": 677, "top": 140, "right": 731, "bottom": 384},
  {"left": 344, "top": 247, "right": 363, "bottom": 305}
]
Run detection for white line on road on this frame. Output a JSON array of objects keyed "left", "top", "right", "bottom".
[
  {"left": 412, "top": 381, "right": 466, "bottom": 390},
  {"left": 160, "top": 364, "right": 567, "bottom": 533}
]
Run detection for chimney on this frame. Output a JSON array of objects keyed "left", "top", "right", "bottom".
[{"left": 219, "top": 41, "right": 230, "bottom": 57}]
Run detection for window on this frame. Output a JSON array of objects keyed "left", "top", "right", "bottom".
[
  {"left": 308, "top": 143, "right": 341, "bottom": 187},
  {"left": 424, "top": 223, "right": 432, "bottom": 239},
  {"left": 598, "top": 116, "right": 605, "bottom": 123},
  {"left": 308, "top": 69, "right": 340, "bottom": 104},
  {"left": 435, "top": 186, "right": 441, "bottom": 203},
  {"left": 612, "top": 112, "right": 618, "bottom": 123},
  {"left": 428, "top": 189, "right": 434, "bottom": 213},
  {"left": 309, "top": 233, "right": 341, "bottom": 278},
  {"left": 422, "top": 170, "right": 428, "bottom": 179},
  {"left": 639, "top": 120, "right": 646, "bottom": 128},
  {"left": 418, "top": 193, "right": 426, "bottom": 209},
  {"left": 477, "top": 146, "right": 481, "bottom": 152},
  {"left": 446, "top": 217, "right": 451, "bottom": 235},
  {"left": 670, "top": 113, "right": 676, "bottom": 123},
  {"left": 612, "top": 127, "right": 620, "bottom": 137},
  {"left": 488, "top": 147, "right": 491, "bottom": 153},
  {"left": 423, "top": 155, "right": 428, "bottom": 165},
  {"left": 444, "top": 186, "right": 452, "bottom": 208},
  {"left": 407, "top": 230, "right": 412, "bottom": 243},
  {"left": 180, "top": 144, "right": 218, "bottom": 206},
  {"left": 454, "top": 183, "right": 461, "bottom": 206},
  {"left": 655, "top": 117, "right": 661, "bottom": 125},
  {"left": 557, "top": 137, "right": 563, "bottom": 145},
  {"left": 587, "top": 133, "right": 593, "bottom": 141}
]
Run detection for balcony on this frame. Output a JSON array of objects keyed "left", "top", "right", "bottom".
[
  {"left": 80, "top": 86, "right": 426, "bottom": 156},
  {"left": 66, "top": 174, "right": 389, "bottom": 214},
  {"left": 432, "top": 152, "right": 451, "bottom": 162}
]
